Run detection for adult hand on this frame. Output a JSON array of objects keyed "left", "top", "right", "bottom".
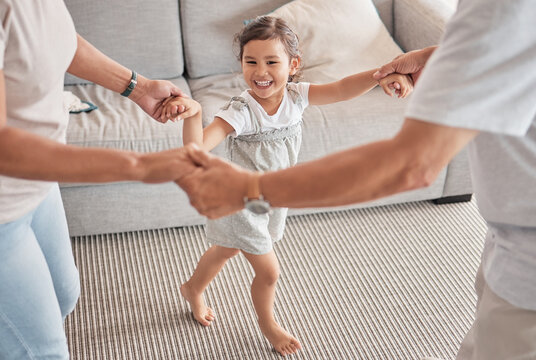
[
  {"left": 138, "top": 147, "right": 198, "bottom": 184},
  {"left": 373, "top": 46, "right": 437, "bottom": 84},
  {"left": 177, "top": 144, "right": 251, "bottom": 219},
  {"left": 131, "top": 76, "right": 187, "bottom": 123}
]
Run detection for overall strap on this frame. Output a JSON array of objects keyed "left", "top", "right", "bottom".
[
  {"left": 221, "top": 96, "right": 261, "bottom": 133},
  {"left": 286, "top": 83, "right": 303, "bottom": 106}
]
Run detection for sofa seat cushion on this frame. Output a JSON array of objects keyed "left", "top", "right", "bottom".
[{"left": 62, "top": 76, "right": 189, "bottom": 188}]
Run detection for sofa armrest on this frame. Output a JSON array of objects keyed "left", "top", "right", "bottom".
[{"left": 393, "top": 0, "right": 455, "bottom": 52}]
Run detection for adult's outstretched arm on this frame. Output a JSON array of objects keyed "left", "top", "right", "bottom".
[
  {"left": 179, "top": 118, "right": 478, "bottom": 218},
  {"left": 0, "top": 71, "right": 195, "bottom": 184},
  {"left": 262, "top": 118, "right": 476, "bottom": 208},
  {"left": 67, "top": 34, "right": 185, "bottom": 122}
]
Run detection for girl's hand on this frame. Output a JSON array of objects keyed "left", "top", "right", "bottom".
[
  {"left": 379, "top": 73, "right": 414, "bottom": 98},
  {"left": 130, "top": 77, "right": 186, "bottom": 123},
  {"left": 160, "top": 96, "right": 202, "bottom": 122}
]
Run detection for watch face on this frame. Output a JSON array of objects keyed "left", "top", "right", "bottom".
[{"left": 245, "top": 199, "right": 270, "bottom": 215}]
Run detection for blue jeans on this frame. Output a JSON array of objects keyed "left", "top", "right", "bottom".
[{"left": 0, "top": 184, "right": 79, "bottom": 359}]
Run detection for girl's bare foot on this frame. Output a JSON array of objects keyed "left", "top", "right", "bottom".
[
  {"left": 180, "top": 282, "right": 215, "bottom": 326},
  {"left": 259, "top": 320, "right": 302, "bottom": 356}
]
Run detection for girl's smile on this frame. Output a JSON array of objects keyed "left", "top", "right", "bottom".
[{"left": 253, "top": 80, "right": 273, "bottom": 88}]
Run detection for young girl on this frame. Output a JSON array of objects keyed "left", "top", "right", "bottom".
[{"left": 164, "top": 16, "right": 412, "bottom": 357}]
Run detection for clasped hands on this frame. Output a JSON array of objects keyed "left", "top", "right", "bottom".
[{"left": 132, "top": 79, "right": 249, "bottom": 218}]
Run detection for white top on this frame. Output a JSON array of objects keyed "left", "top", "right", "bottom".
[
  {"left": 0, "top": 0, "right": 77, "bottom": 223},
  {"left": 215, "top": 82, "right": 310, "bottom": 136},
  {"left": 406, "top": 0, "right": 536, "bottom": 309}
]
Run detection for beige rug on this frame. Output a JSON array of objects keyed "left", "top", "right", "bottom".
[{"left": 65, "top": 199, "right": 486, "bottom": 359}]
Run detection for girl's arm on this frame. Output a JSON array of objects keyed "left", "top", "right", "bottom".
[
  {"left": 164, "top": 97, "right": 234, "bottom": 152},
  {"left": 170, "top": 98, "right": 206, "bottom": 148},
  {"left": 199, "top": 117, "right": 235, "bottom": 152},
  {"left": 184, "top": 115, "right": 234, "bottom": 152},
  {"left": 308, "top": 69, "right": 379, "bottom": 106}
]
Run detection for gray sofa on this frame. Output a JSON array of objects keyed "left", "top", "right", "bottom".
[{"left": 62, "top": 0, "right": 470, "bottom": 237}]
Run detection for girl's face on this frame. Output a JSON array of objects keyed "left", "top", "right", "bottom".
[{"left": 241, "top": 38, "right": 299, "bottom": 108}]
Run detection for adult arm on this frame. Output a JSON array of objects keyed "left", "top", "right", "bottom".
[
  {"left": 0, "top": 71, "right": 195, "bottom": 184},
  {"left": 67, "top": 34, "right": 184, "bottom": 122},
  {"left": 261, "top": 119, "right": 476, "bottom": 208},
  {"left": 179, "top": 118, "right": 478, "bottom": 218}
]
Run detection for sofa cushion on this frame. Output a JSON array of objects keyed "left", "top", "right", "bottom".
[
  {"left": 271, "top": 0, "right": 402, "bottom": 83},
  {"left": 63, "top": 76, "right": 189, "bottom": 162},
  {"left": 394, "top": 0, "right": 455, "bottom": 51},
  {"left": 373, "top": 0, "right": 394, "bottom": 35},
  {"left": 181, "top": 0, "right": 396, "bottom": 80},
  {"left": 64, "top": 0, "right": 184, "bottom": 85},
  {"left": 180, "top": 0, "right": 291, "bottom": 79}
]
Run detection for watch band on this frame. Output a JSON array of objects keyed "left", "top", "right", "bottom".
[{"left": 120, "top": 70, "right": 138, "bottom": 97}]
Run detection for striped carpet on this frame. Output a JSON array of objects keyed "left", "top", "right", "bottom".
[{"left": 65, "top": 199, "right": 486, "bottom": 360}]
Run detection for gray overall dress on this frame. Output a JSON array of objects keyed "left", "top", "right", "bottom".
[{"left": 206, "top": 88, "right": 304, "bottom": 255}]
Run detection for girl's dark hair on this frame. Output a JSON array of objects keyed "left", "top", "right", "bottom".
[{"left": 234, "top": 15, "right": 302, "bottom": 82}]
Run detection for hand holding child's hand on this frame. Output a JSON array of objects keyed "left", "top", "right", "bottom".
[
  {"left": 160, "top": 96, "right": 202, "bottom": 122},
  {"left": 378, "top": 73, "right": 413, "bottom": 98}
]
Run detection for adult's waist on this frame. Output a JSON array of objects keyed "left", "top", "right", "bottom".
[{"left": 0, "top": 176, "right": 54, "bottom": 224}]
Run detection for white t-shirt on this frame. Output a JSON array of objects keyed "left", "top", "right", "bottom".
[
  {"left": 0, "top": 0, "right": 77, "bottom": 223},
  {"left": 406, "top": 0, "right": 536, "bottom": 309},
  {"left": 215, "top": 82, "right": 310, "bottom": 136}
]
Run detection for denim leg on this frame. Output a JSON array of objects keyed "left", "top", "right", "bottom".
[
  {"left": 0, "top": 185, "right": 75, "bottom": 359},
  {"left": 31, "top": 184, "right": 80, "bottom": 319}
]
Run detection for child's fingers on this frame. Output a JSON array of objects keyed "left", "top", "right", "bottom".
[
  {"left": 163, "top": 95, "right": 182, "bottom": 107},
  {"left": 172, "top": 105, "right": 179, "bottom": 118},
  {"left": 161, "top": 96, "right": 173, "bottom": 107},
  {"left": 160, "top": 106, "right": 169, "bottom": 123},
  {"left": 177, "top": 107, "right": 197, "bottom": 119},
  {"left": 161, "top": 99, "right": 176, "bottom": 120},
  {"left": 154, "top": 107, "right": 164, "bottom": 123},
  {"left": 166, "top": 105, "right": 174, "bottom": 120},
  {"left": 400, "top": 85, "right": 410, "bottom": 98},
  {"left": 380, "top": 83, "right": 393, "bottom": 97},
  {"left": 168, "top": 104, "right": 186, "bottom": 121}
]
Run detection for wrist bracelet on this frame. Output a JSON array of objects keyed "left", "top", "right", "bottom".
[{"left": 120, "top": 70, "right": 137, "bottom": 97}]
